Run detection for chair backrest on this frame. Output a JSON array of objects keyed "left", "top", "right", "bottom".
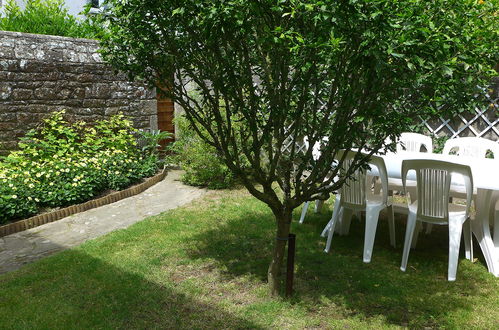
[
  {"left": 396, "top": 133, "right": 433, "bottom": 153},
  {"left": 303, "top": 136, "right": 328, "bottom": 161},
  {"left": 337, "top": 151, "right": 389, "bottom": 208},
  {"left": 442, "top": 137, "right": 499, "bottom": 159},
  {"left": 401, "top": 159, "right": 473, "bottom": 222}
]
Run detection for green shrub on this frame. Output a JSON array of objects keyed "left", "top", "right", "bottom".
[
  {"left": 0, "top": 111, "right": 161, "bottom": 223},
  {"left": 136, "top": 129, "right": 173, "bottom": 158},
  {"left": 0, "top": 0, "right": 102, "bottom": 39},
  {"left": 168, "top": 117, "right": 234, "bottom": 189}
]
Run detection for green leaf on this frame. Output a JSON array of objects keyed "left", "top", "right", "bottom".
[
  {"left": 442, "top": 66, "right": 453, "bottom": 77},
  {"left": 172, "top": 7, "right": 184, "bottom": 16}
]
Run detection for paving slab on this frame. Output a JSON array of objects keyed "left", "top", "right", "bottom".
[{"left": 0, "top": 170, "right": 207, "bottom": 274}]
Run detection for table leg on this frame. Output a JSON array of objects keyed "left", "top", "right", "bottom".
[
  {"left": 490, "top": 191, "right": 499, "bottom": 250},
  {"left": 314, "top": 200, "right": 324, "bottom": 213},
  {"left": 472, "top": 189, "right": 499, "bottom": 276}
]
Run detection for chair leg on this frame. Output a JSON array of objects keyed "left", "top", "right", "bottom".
[
  {"left": 340, "top": 208, "right": 354, "bottom": 236},
  {"left": 407, "top": 187, "right": 417, "bottom": 202},
  {"left": 448, "top": 218, "right": 464, "bottom": 281},
  {"left": 463, "top": 219, "right": 473, "bottom": 261},
  {"left": 321, "top": 199, "right": 342, "bottom": 237},
  {"left": 426, "top": 223, "right": 433, "bottom": 235},
  {"left": 387, "top": 205, "right": 396, "bottom": 248},
  {"left": 334, "top": 208, "right": 344, "bottom": 234},
  {"left": 324, "top": 206, "right": 343, "bottom": 253},
  {"left": 494, "top": 208, "right": 499, "bottom": 248},
  {"left": 363, "top": 208, "right": 381, "bottom": 263},
  {"left": 321, "top": 221, "right": 332, "bottom": 238},
  {"left": 463, "top": 218, "right": 473, "bottom": 261},
  {"left": 354, "top": 211, "right": 362, "bottom": 220},
  {"left": 411, "top": 221, "right": 422, "bottom": 249},
  {"left": 299, "top": 201, "right": 310, "bottom": 224},
  {"left": 373, "top": 180, "right": 381, "bottom": 195},
  {"left": 400, "top": 213, "right": 417, "bottom": 272},
  {"left": 314, "top": 199, "right": 324, "bottom": 213}
]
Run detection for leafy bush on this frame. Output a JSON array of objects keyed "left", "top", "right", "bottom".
[
  {"left": 136, "top": 129, "right": 173, "bottom": 158},
  {"left": 0, "top": 111, "right": 161, "bottom": 224},
  {"left": 168, "top": 117, "right": 234, "bottom": 189},
  {"left": 0, "top": 0, "right": 102, "bottom": 39}
]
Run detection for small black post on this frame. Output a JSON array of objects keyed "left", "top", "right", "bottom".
[{"left": 286, "top": 233, "right": 296, "bottom": 297}]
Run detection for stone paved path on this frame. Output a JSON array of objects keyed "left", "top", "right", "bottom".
[{"left": 0, "top": 170, "right": 207, "bottom": 274}]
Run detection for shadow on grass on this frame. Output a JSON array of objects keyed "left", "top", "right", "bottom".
[
  {"left": 0, "top": 246, "right": 262, "bottom": 329},
  {"left": 188, "top": 201, "right": 490, "bottom": 327}
]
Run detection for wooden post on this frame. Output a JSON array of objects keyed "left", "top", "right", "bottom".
[{"left": 286, "top": 233, "right": 296, "bottom": 297}]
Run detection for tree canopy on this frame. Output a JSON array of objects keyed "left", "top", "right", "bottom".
[{"left": 99, "top": 0, "right": 498, "bottom": 295}]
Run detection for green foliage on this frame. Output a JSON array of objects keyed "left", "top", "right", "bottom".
[
  {"left": 431, "top": 135, "right": 449, "bottom": 154},
  {"left": 0, "top": 0, "right": 102, "bottom": 39},
  {"left": 136, "top": 129, "right": 172, "bottom": 158},
  {"left": 0, "top": 111, "right": 161, "bottom": 224},
  {"left": 168, "top": 117, "right": 234, "bottom": 189}
]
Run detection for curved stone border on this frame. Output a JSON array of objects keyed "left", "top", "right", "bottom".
[{"left": 0, "top": 168, "right": 168, "bottom": 238}]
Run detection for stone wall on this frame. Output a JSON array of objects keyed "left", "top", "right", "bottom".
[{"left": 0, "top": 31, "right": 157, "bottom": 154}]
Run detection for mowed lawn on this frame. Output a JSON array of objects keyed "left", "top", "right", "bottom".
[{"left": 1, "top": 188, "right": 498, "bottom": 329}]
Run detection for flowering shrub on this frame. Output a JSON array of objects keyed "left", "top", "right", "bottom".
[{"left": 0, "top": 111, "right": 161, "bottom": 224}]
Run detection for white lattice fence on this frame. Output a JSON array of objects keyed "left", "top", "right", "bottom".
[{"left": 421, "top": 87, "right": 499, "bottom": 141}]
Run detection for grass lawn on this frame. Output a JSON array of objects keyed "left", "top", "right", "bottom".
[{"left": 1, "top": 188, "right": 498, "bottom": 329}]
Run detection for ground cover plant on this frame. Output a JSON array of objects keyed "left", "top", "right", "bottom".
[
  {"left": 0, "top": 189, "right": 498, "bottom": 328},
  {"left": 0, "top": 0, "right": 102, "bottom": 38},
  {"left": 0, "top": 111, "right": 162, "bottom": 223},
  {"left": 99, "top": 0, "right": 498, "bottom": 294}
]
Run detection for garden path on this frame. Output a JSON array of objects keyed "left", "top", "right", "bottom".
[{"left": 0, "top": 170, "right": 207, "bottom": 274}]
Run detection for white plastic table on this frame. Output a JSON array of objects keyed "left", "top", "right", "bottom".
[{"left": 379, "top": 152, "right": 499, "bottom": 276}]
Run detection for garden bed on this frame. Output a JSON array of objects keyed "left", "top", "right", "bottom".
[
  {"left": 0, "top": 168, "right": 167, "bottom": 237},
  {"left": 0, "top": 111, "right": 169, "bottom": 226}
]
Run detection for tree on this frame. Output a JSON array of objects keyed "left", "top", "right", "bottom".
[{"left": 98, "top": 0, "right": 498, "bottom": 295}]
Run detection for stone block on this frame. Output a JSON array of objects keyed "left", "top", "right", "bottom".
[
  {"left": 0, "top": 60, "right": 19, "bottom": 72},
  {"left": 76, "top": 73, "right": 95, "bottom": 83},
  {"left": 0, "top": 48, "right": 14, "bottom": 58},
  {"left": 85, "top": 84, "right": 112, "bottom": 99},
  {"left": 149, "top": 115, "right": 158, "bottom": 130},
  {"left": 139, "top": 99, "right": 158, "bottom": 115},
  {"left": 62, "top": 99, "right": 84, "bottom": 107},
  {"left": 33, "top": 88, "right": 59, "bottom": 100},
  {"left": 104, "top": 108, "right": 120, "bottom": 116},
  {"left": 105, "top": 99, "right": 128, "bottom": 107},
  {"left": 10, "top": 89, "right": 33, "bottom": 100},
  {"left": 0, "top": 113, "right": 16, "bottom": 122}
]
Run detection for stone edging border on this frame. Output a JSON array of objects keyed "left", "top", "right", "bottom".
[{"left": 0, "top": 168, "right": 168, "bottom": 238}]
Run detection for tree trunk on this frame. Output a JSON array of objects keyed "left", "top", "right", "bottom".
[{"left": 267, "top": 212, "right": 292, "bottom": 296}]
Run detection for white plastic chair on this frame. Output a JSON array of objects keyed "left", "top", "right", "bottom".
[
  {"left": 396, "top": 132, "right": 433, "bottom": 153},
  {"left": 299, "top": 137, "right": 327, "bottom": 224},
  {"left": 323, "top": 151, "right": 396, "bottom": 263},
  {"left": 442, "top": 137, "right": 499, "bottom": 158},
  {"left": 400, "top": 159, "right": 473, "bottom": 281},
  {"left": 376, "top": 133, "right": 433, "bottom": 195},
  {"left": 438, "top": 137, "right": 499, "bottom": 235}
]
